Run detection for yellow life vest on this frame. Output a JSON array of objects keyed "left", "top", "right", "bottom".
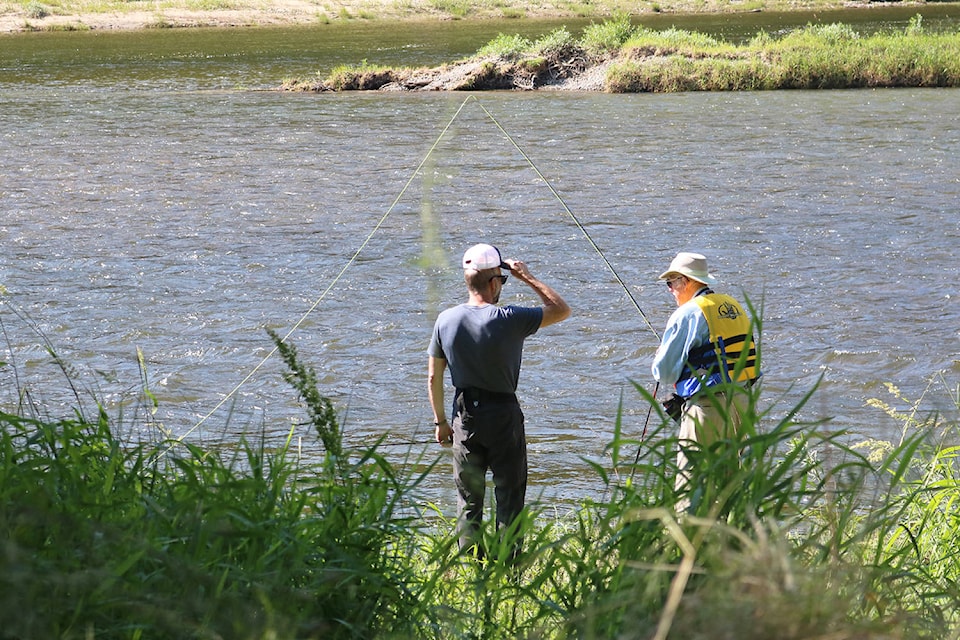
[{"left": 675, "top": 292, "right": 759, "bottom": 397}]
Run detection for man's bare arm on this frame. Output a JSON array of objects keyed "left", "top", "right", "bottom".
[
  {"left": 428, "top": 356, "right": 452, "bottom": 443},
  {"left": 504, "top": 259, "right": 571, "bottom": 328}
]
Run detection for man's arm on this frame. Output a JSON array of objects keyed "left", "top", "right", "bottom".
[
  {"left": 504, "top": 259, "right": 571, "bottom": 328},
  {"left": 651, "top": 324, "right": 686, "bottom": 386},
  {"left": 428, "top": 356, "right": 452, "bottom": 443},
  {"left": 652, "top": 307, "right": 709, "bottom": 386}
]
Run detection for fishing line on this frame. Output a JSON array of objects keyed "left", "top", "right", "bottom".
[
  {"left": 465, "top": 98, "right": 665, "bottom": 468},
  {"left": 157, "top": 95, "right": 665, "bottom": 464},
  {"left": 468, "top": 97, "right": 662, "bottom": 342},
  {"left": 154, "top": 97, "right": 478, "bottom": 460}
]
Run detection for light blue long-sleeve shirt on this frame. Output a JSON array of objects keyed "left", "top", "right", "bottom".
[{"left": 651, "top": 298, "right": 711, "bottom": 387}]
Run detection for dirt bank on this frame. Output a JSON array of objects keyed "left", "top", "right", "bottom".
[{"left": 281, "top": 53, "right": 614, "bottom": 92}]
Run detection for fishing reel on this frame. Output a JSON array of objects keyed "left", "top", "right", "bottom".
[{"left": 662, "top": 393, "right": 684, "bottom": 423}]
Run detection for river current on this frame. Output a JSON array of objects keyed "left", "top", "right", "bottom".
[{"left": 1, "top": 13, "right": 959, "bottom": 512}]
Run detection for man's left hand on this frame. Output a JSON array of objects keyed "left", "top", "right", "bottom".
[
  {"left": 662, "top": 394, "right": 684, "bottom": 423},
  {"left": 435, "top": 420, "right": 452, "bottom": 444}
]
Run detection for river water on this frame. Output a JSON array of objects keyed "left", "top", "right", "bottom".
[{"left": 1, "top": 10, "right": 959, "bottom": 513}]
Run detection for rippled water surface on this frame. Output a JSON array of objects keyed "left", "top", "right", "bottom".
[{"left": 2, "top": 13, "right": 959, "bottom": 513}]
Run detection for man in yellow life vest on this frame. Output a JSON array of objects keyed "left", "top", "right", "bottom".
[{"left": 651, "top": 252, "right": 760, "bottom": 509}]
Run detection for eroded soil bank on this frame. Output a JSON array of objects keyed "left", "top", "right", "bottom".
[
  {"left": 282, "top": 51, "right": 613, "bottom": 92},
  {"left": 280, "top": 26, "right": 960, "bottom": 94}
]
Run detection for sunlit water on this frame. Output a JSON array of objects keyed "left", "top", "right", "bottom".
[{"left": 1, "top": 11, "right": 959, "bottom": 515}]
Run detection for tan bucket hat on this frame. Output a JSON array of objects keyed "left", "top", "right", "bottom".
[{"left": 658, "top": 252, "right": 718, "bottom": 285}]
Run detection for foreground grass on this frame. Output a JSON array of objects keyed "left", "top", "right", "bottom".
[
  {"left": 284, "top": 14, "right": 960, "bottom": 91},
  {"left": 2, "top": 325, "right": 960, "bottom": 638}
]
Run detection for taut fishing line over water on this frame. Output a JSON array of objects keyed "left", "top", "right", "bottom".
[
  {"left": 159, "top": 95, "right": 660, "bottom": 460},
  {"left": 462, "top": 98, "right": 664, "bottom": 455},
  {"left": 466, "top": 98, "right": 661, "bottom": 343}
]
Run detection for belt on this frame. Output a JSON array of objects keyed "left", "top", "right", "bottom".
[
  {"left": 683, "top": 392, "right": 724, "bottom": 406},
  {"left": 684, "top": 384, "right": 750, "bottom": 405},
  {"left": 455, "top": 387, "right": 517, "bottom": 410}
]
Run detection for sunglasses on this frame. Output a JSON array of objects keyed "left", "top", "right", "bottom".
[
  {"left": 489, "top": 274, "right": 509, "bottom": 285},
  {"left": 665, "top": 277, "right": 686, "bottom": 290}
]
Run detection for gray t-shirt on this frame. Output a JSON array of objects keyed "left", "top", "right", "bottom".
[{"left": 428, "top": 303, "right": 542, "bottom": 394}]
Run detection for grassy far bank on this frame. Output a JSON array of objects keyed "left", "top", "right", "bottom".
[
  {"left": 0, "top": 0, "right": 940, "bottom": 32},
  {"left": 2, "top": 327, "right": 960, "bottom": 639},
  {"left": 281, "top": 13, "right": 960, "bottom": 91}
]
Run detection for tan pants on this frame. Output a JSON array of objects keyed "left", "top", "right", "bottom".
[{"left": 675, "top": 390, "right": 747, "bottom": 511}]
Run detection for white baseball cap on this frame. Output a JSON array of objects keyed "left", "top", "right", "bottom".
[{"left": 462, "top": 243, "right": 508, "bottom": 271}]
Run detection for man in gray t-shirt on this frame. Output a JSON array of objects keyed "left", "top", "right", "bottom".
[{"left": 428, "top": 243, "right": 570, "bottom": 561}]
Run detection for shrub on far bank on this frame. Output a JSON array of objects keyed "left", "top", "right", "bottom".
[
  {"left": 608, "top": 15, "right": 960, "bottom": 91},
  {"left": 288, "top": 14, "right": 960, "bottom": 92}
]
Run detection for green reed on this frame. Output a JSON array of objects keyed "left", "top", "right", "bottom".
[
  {"left": 0, "top": 331, "right": 434, "bottom": 638},
  {"left": 608, "top": 17, "right": 960, "bottom": 92},
  {"left": 2, "top": 324, "right": 959, "bottom": 638},
  {"left": 290, "top": 14, "right": 960, "bottom": 93}
]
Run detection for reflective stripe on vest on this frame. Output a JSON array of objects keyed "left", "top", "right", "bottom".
[{"left": 675, "top": 293, "right": 759, "bottom": 398}]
